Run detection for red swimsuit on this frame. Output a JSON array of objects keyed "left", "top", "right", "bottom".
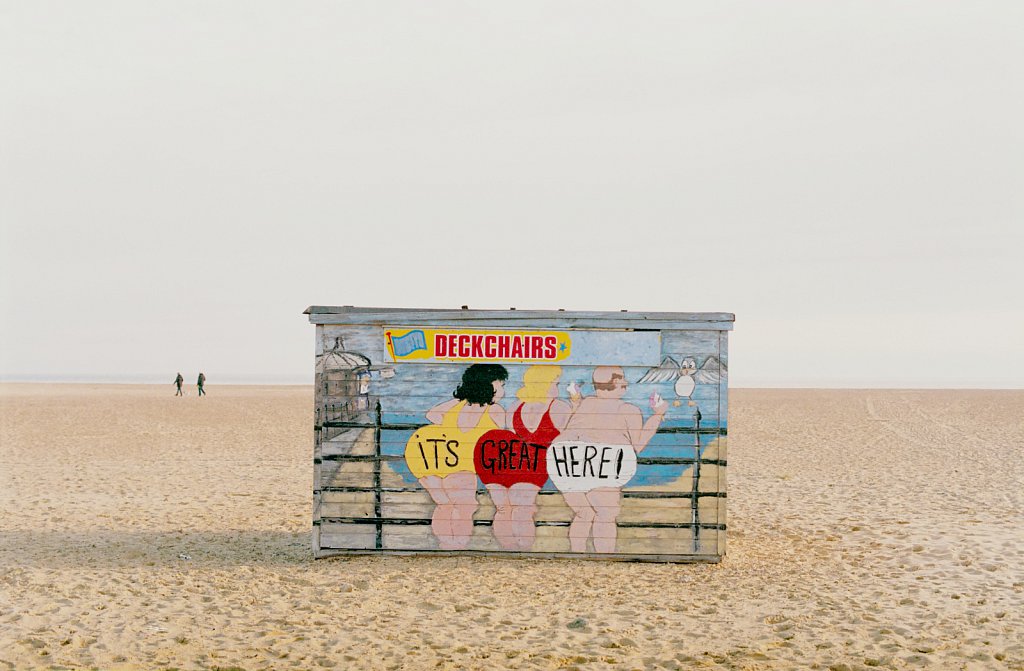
[{"left": 473, "top": 402, "right": 560, "bottom": 488}]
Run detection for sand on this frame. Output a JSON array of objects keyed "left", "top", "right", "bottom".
[{"left": 1, "top": 383, "right": 1021, "bottom": 670}]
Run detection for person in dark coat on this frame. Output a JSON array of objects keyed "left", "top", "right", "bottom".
[
  {"left": 174, "top": 373, "right": 184, "bottom": 396},
  {"left": 197, "top": 372, "right": 206, "bottom": 397}
]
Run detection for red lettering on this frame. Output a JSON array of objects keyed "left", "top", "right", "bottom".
[
  {"left": 434, "top": 332, "right": 559, "bottom": 359},
  {"left": 530, "top": 336, "right": 544, "bottom": 359},
  {"left": 544, "top": 336, "right": 557, "bottom": 359}
]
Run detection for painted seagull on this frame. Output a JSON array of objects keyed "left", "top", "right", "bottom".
[{"left": 638, "top": 356, "right": 727, "bottom": 405}]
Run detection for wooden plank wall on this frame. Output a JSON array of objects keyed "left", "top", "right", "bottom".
[{"left": 313, "top": 322, "right": 728, "bottom": 562}]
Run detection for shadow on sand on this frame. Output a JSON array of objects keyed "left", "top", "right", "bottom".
[{"left": 0, "top": 529, "right": 315, "bottom": 569}]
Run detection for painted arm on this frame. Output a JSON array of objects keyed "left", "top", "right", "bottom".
[
  {"left": 548, "top": 399, "right": 573, "bottom": 432},
  {"left": 426, "top": 398, "right": 460, "bottom": 424},
  {"left": 626, "top": 402, "right": 668, "bottom": 453},
  {"left": 487, "top": 403, "right": 507, "bottom": 430}
]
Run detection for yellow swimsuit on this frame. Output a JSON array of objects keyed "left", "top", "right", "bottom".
[{"left": 405, "top": 401, "right": 499, "bottom": 479}]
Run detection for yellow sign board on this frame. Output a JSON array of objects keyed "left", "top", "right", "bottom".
[{"left": 384, "top": 327, "right": 572, "bottom": 363}]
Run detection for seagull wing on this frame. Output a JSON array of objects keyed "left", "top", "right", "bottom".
[
  {"left": 637, "top": 356, "right": 681, "bottom": 384},
  {"left": 692, "top": 369, "right": 721, "bottom": 384},
  {"left": 692, "top": 356, "right": 727, "bottom": 384}
]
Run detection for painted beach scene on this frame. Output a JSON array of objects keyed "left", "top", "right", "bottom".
[
  {"left": 312, "top": 317, "right": 729, "bottom": 559},
  {"left": 3, "top": 2, "right": 1022, "bottom": 670}
]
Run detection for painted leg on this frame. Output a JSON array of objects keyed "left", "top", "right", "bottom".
[
  {"left": 587, "top": 488, "right": 622, "bottom": 553},
  {"left": 419, "top": 476, "right": 452, "bottom": 547},
  {"left": 486, "top": 484, "right": 516, "bottom": 550},
  {"left": 508, "top": 483, "right": 540, "bottom": 550},
  {"left": 443, "top": 472, "right": 479, "bottom": 550},
  {"left": 562, "top": 491, "right": 595, "bottom": 553}
]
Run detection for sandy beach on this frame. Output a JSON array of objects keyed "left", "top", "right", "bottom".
[{"left": 1, "top": 383, "right": 1021, "bottom": 670}]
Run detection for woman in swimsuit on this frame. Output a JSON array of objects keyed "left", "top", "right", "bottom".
[
  {"left": 475, "top": 365, "right": 571, "bottom": 550},
  {"left": 405, "top": 364, "right": 507, "bottom": 550}
]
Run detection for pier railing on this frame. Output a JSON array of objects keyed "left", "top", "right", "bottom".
[{"left": 315, "top": 401, "right": 726, "bottom": 552}]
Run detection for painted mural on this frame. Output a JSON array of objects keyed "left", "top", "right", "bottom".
[{"left": 314, "top": 323, "right": 728, "bottom": 558}]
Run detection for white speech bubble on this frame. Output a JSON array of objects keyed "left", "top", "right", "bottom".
[{"left": 546, "top": 441, "right": 637, "bottom": 492}]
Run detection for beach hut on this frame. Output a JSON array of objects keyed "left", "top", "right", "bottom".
[{"left": 306, "top": 306, "right": 734, "bottom": 562}]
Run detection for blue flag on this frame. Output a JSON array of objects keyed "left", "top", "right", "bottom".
[{"left": 391, "top": 330, "right": 427, "bottom": 357}]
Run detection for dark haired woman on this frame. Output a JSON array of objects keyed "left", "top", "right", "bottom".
[{"left": 404, "top": 364, "right": 508, "bottom": 550}]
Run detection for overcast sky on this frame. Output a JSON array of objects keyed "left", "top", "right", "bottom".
[{"left": 2, "top": 1, "right": 1022, "bottom": 387}]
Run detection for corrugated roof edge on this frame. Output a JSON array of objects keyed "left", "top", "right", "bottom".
[{"left": 304, "top": 306, "right": 735, "bottom": 323}]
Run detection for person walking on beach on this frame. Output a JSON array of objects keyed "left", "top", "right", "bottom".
[
  {"left": 197, "top": 372, "right": 206, "bottom": 396},
  {"left": 548, "top": 366, "right": 668, "bottom": 553},
  {"left": 174, "top": 373, "right": 184, "bottom": 396}
]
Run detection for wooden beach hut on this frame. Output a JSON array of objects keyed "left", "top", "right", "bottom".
[{"left": 306, "top": 306, "right": 734, "bottom": 562}]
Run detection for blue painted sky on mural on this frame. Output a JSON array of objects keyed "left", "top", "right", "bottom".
[
  {"left": 375, "top": 366, "right": 720, "bottom": 489},
  {"left": 365, "top": 327, "right": 724, "bottom": 487}
]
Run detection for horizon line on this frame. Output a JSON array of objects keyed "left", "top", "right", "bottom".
[{"left": 1, "top": 377, "right": 1020, "bottom": 392}]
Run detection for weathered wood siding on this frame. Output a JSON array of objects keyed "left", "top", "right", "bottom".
[{"left": 309, "top": 308, "right": 732, "bottom": 562}]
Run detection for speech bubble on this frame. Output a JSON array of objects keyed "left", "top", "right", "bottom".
[{"left": 474, "top": 429, "right": 548, "bottom": 488}]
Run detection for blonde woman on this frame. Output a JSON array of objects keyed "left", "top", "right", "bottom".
[{"left": 474, "top": 365, "right": 571, "bottom": 550}]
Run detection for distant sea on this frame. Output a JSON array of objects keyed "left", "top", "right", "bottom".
[
  {"left": 2, "top": 374, "right": 1016, "bottom": 389},
  {"left": 0, "top": 373, "right": 313, "bottom": 385}
]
